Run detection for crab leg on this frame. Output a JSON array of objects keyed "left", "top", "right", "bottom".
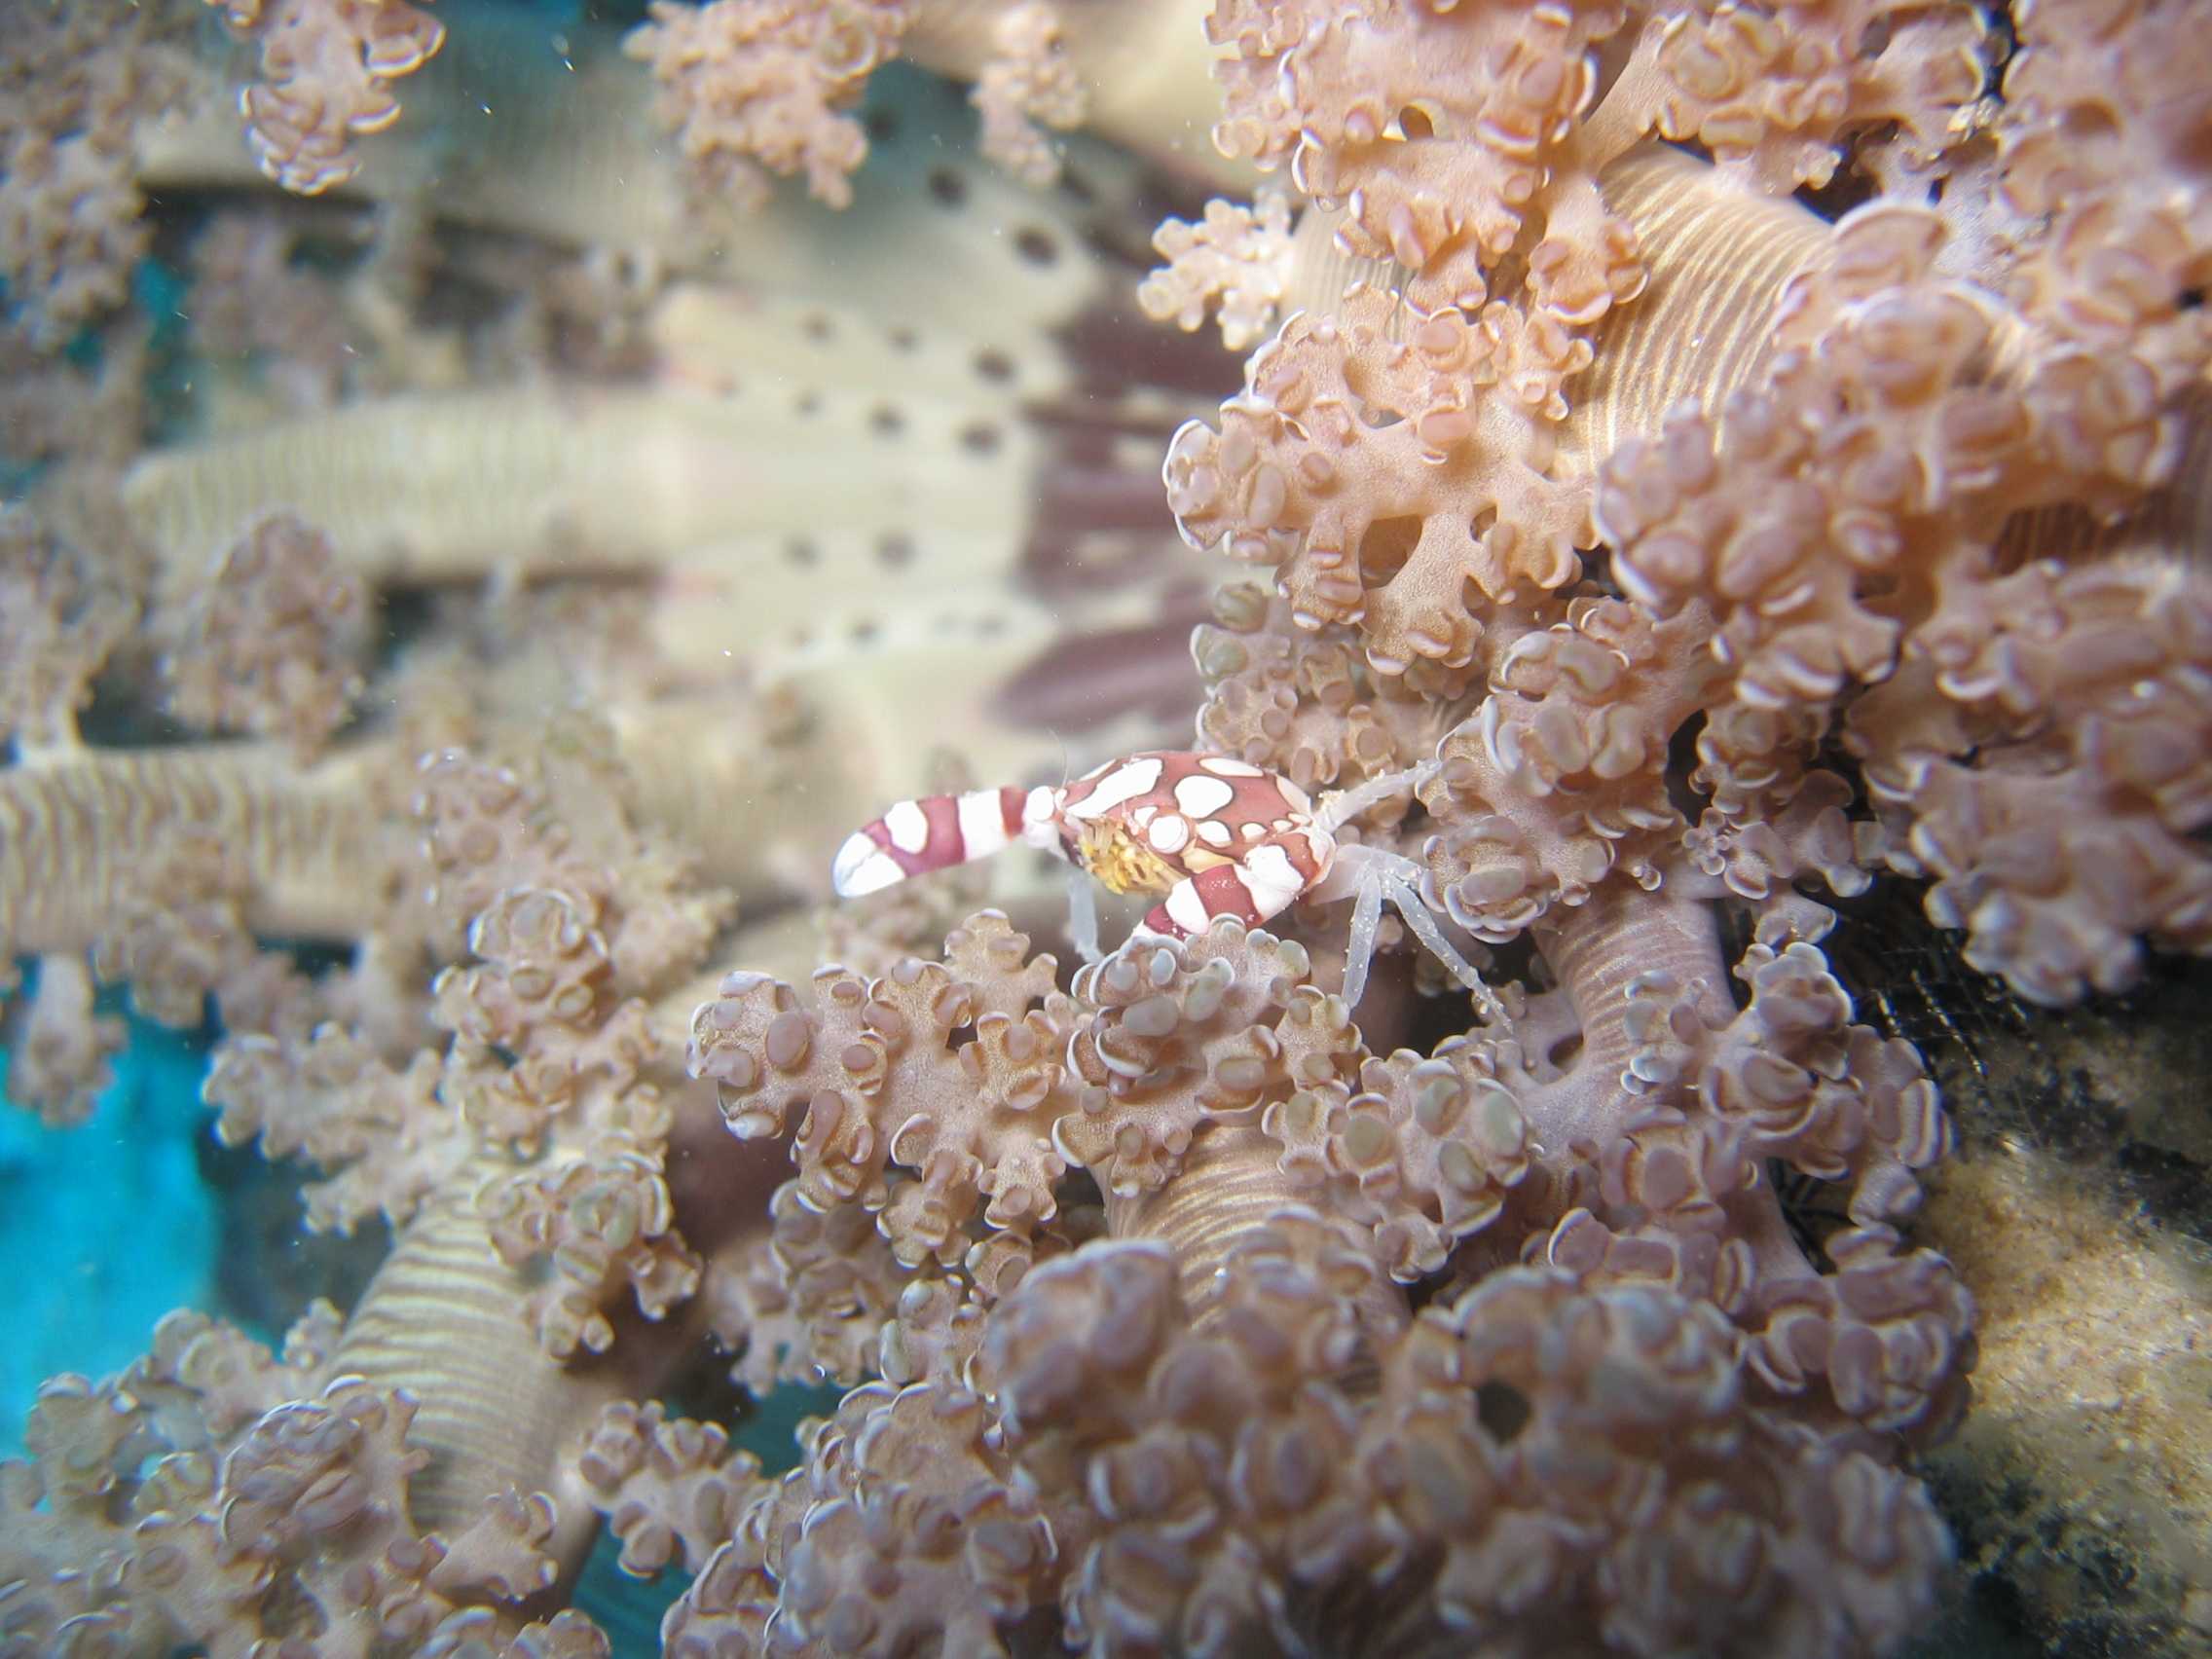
[{"left": 831, "top": 784, "right": 1047, "bottom": 897}]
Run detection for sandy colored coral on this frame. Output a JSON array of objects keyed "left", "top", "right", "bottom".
[
  {"left": 1649, "top": 0, "right": 1990, "bottom": 194},
  {"left": 0, "top": 126, "right": 146, "bottom": 350},
  {"left": 576, "top": 1399, "right": 765, "bottom": 1578},
  {"left": 1206, "top": 0, "right": 1645, "bottom": 318},
  {"left": 1164, "top": 0, "right": 2006, "bottom": 687},
  {"left": 1411, "top": 597, "right": 1714, "bottom": 941},
  {"left": 481, "top": 1142, "right": 703, "bottom": 1357},
  {"left": 971, "top": 1, "right": 1088, "bottom": 187},
  {"left": 1195, "top": 584, "right": 1471, "bottom": 805},
  {"left": 1361, "top": 1265, "right": 1951, "bottom": 1655},
  {"left": 206, "top": 1026, "right": 463, "bottom": 1233},
  {"left": 1596, "top": 186, "right": 2210, "bottom": 1004},
  {"left": 771, "top": 1381, "right": 1059, "bottom": 1654},
  {"left": 2, "top": 954, "right": 126, "bottom": 1127},
  {"left": 623, "top": 0, "right": 914, "bottom": 213},
  {"left": 191, "top": 736, "right": 735, "bottom": 1370},
  {"left": 981, "top": 1224, "right": 1385, "bottom": 1653},
  {"left": 1059, "top": 920, "right": 1364, "bottom": 1192},
  {"left": 186, "top": 210, "right": 366, "bottom": 410},
  {"left": 159, "top": 510, "right": 370, "bottom": 758},
  {"left": 1165, "top": 281, "right": 1596, "bottom": 672},
  {"left": 690, "top": 909, "right": 1074, "bottom": 1264},
  {"left": 0, "top": 2, "right": 194, "bottom": 350},
  {"left": 1264, "top": 1031, "right": 1534, "bottom": 1279},
  {"left": 0, "top": 505, "right": 138, "bottom": 755},
  {"left": 206, "top": 0, "right": 449, "bottom": 195},
  {"left": 1139, "top": 188, "right": 1294, "bottom": 351},
  {"left": 0, "top": 1305, "right": 589, "bottom": 1656},
  {"left": 666, "top": 885, "right": 1977, "bottom": 1645},
  {"left": 662, "top": 1374, "right": 1055, "bottom": 1656},
  {"left": 1851, "top": 551, "right": 2212, "bottom": 1004}
]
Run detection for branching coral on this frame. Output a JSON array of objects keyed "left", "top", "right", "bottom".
[
  {"left": 1138, "top": 187, "right": 1295, "bottom": 350},
  {"left": 158, "top": 511, "right": 372, "bottom": 759},
  {"left": 624, "top": 0, "right": 916, "bottom": 213},
  {"left": 205, "top": 0, "right": 449, "bottom": 195},
  {"left": 6, "top": 0, "right": 2210, "bottom": 1651},
  {"left": 0, "top": 2, "right": 195, "bottom": 350},
  {"left": 577, "top": 1399, "right": 765, "bottom": 1579},
  {"left": 665, "top": 884, "right": 1968, "bottom": 1645},
  {"left": 129, "top": 5, "right": 1250, "bottom": 272},
  {"left": 1157, "top": 0, "right": 2205, "bottom": 1010},
  {"left": 1160, "top": 0, "right": 1995, "bottom": 681},
  {"left": 1595, "top": 190, "right": 2210, "bottom": 1001},
  {"left": 646, "top": 0, "right": 2199, "bottom": 1646},
  {"left": 1165, "top": 277, "right": 1599, "bottom": 669},
  {"left": 203, "top": 743, "right": 737, "bottom": 1356},
  {"left": 3, "top": 954, "right": 126, "bottom": 1127},
  {"left": 0, "top": 1304, "right": 591, "bottom": 1655},
  {"left": 1646, "top": 0, "right": 1990, "bottom": 196},
  {"left": 621, "top": 0, "right": 1130, "bottom": 218},
  {"left": 690, "top": 910, "right": 1074, "bottom": 1264},
  {"left": 971, "top": 1, "right": 1089, "bottom": 187},
  {"left": 0, "top": 505, "right": 139, "bottom": 756},
  {"left": 978, "top": 1229, "right": 1951, "bottom": 1657},
  {"left": 0, "top": 707, "right": 799, "bottom": 1643}
]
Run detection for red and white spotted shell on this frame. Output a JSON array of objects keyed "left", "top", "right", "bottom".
[{"left": 832, "top": 750, "right": 1336, "bottom": 939}]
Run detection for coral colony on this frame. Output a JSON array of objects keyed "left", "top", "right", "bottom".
[{"left": 2, "top": 0, "right": 2207, "bottom": 1655}]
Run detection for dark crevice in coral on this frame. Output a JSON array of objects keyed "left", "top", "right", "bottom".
[{"left": 1853, "top": 889, "right": 2212, "bottom": 1247}]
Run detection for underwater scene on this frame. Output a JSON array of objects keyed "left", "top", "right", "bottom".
[{"left": 2, "top": 0, "right": 2208, "bottom": 1654}]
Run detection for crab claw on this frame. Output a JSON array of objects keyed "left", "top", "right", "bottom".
[
  {"left": 830, "top": 786, "right": 1034, "bottom": 898},
  {"left": 832, "top": 830, "right": 908, "bottom": 897}
]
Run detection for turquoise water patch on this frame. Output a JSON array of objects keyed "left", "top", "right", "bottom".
[{"left": 0, "top": 1006, "right": 218, "bottom": 1456}]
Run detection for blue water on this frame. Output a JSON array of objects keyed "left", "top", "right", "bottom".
[{"left": 0, "top": 986, "right": 219, "bottom": 1456}]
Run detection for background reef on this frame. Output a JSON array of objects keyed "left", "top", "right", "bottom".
[{"left": 2, "top": 1, "right": 2208, "bottom": 1656}]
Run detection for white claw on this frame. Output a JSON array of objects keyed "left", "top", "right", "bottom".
[{"left": 832, "top": 831, "right": 906, "bottom": 897}]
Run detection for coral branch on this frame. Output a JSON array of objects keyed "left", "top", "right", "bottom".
[
  {"left": 623, "top": 0, "right": 914, "bottom": 212},
  {"left": 206, "top": 0, "right": 449, "bottom": 195}
]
